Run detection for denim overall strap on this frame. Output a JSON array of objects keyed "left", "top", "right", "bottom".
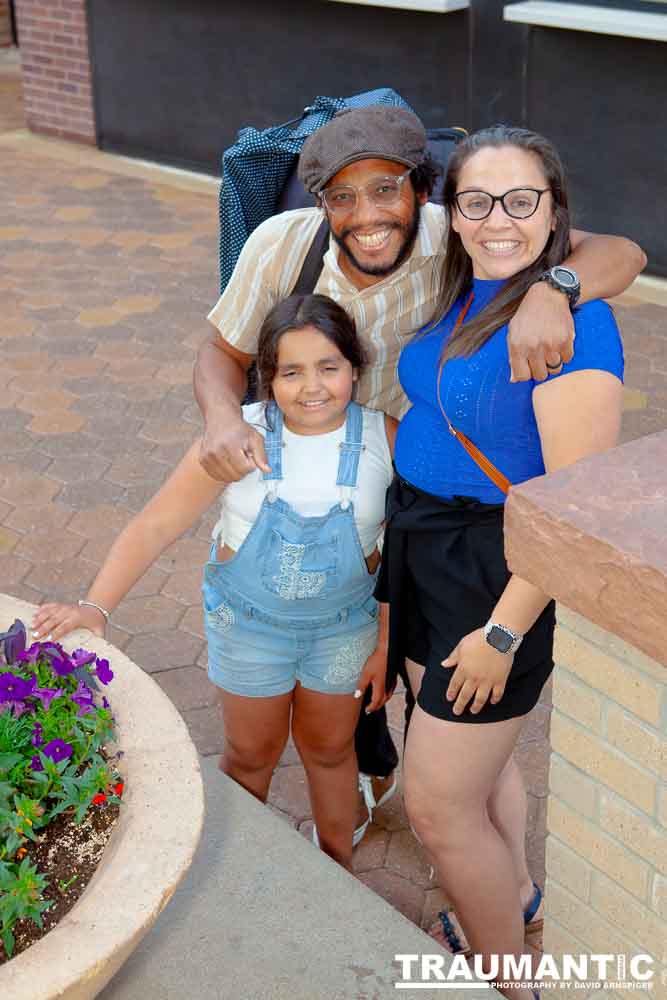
[
  {"left": 262, "top": 401, "right": 284, "bottom": 488},
  {"left": 335, "top": 402, "right": 364, "bottom": 510},
  {"left": 336, "top": 402, "right": 363, "bottom": 488}
]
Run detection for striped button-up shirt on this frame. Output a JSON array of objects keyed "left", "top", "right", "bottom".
[{"left": 207, "top": 203, "right": 448, "bottom": 418}]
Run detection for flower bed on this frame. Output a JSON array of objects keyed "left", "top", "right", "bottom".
[
  {"left": 0, "top": 618, "right": 122, "bottom": 962},
  {"left": 0, "top": 593, "right": 204, "bottom": 1000}
]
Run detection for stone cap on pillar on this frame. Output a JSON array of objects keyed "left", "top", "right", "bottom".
[{"left": 504, "top": 429, "right": 667, "bottom": 667}]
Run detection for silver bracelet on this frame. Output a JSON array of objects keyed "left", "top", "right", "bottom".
[{"left": 78, "top": 599, "right": 110, "bottom": 623}]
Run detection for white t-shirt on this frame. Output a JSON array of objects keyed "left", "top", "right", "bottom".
[{"left": 214, "top": 403, "right": 393, "bottom": 557}]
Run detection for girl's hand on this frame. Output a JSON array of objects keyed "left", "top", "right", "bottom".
[
  {"left": 442, "top": 629, "right": 513, "bottom": 716},
  {"left": 32, "top": 603, "right": 107, "bottom": 642},
  {"left": 355, "top": 647, "right": 391, "bottom": 713}
]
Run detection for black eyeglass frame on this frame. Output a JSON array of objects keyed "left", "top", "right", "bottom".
[
  {"left": 454, "top": 187, "right": 551, "bottom": 221},
  {"left": 319, "top": 168, "right": 413, "bottom": 215}
]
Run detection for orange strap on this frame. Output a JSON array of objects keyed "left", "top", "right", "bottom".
[{"left": 436, "top": 292, "right": 512, "bottom": 496}]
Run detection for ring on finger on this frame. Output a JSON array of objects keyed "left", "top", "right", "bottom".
[{"left": 545, "top": 359, "right": 562, "bottom": 371}]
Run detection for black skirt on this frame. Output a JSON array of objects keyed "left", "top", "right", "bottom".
[{"left": 375, "top": 475, "right": 555, "bottom": 724}]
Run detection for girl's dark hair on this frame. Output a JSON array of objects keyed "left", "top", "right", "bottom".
[
  {"left": 256, "top": 293, "right": 365, "bottom": 401},
  {"left": 432, "top": 125, "right": 571, "bottom": 362}
]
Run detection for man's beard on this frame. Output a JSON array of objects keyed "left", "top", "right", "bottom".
[{"left": 330, "top": 202, "right": 421, "bottom": 278}]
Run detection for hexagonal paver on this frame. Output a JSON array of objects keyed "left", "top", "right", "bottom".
[
  {"left": 0, "top": 463, "right": 60, "bottom": 505},
  {"left": 267, "top": 764, "right": 311, "bottom": 822},
  {"left": 110, "top": 593, "right": 186, "bottom": 634},
  {"left": 67, "top": 504, "right": 133, "bottom": 539},
  {"left": 123, "top": 628, "right": 204, "bottom": 672},
  {"left": 385, "top": 829, "right": 439, "bottom": 889},
  {"left": 14, "top": 531, "right": 86, "bottom": 564},
  {"left": 153, "top": 665, "right": 216, "bottom": 713},
  {"left": 5, "top": 502, "right": 74, "bottom": 536},
  {"left": 182, "top": 704, "right": 225, "bottom": 756},
  {"left": 24, "top": 554, "right": 99, "bottom": 597},
  {"left": 29, "top": 411, "right": 87, "bottom": 434},
  {"left": 357, "top": 869, "right": 425, "bottom": 926},
  {"left": 161, "top": 568, "right": 204, "bottom": 606},
  {"left": 156, "top": 536, "right": 210, "bottom": 572}
]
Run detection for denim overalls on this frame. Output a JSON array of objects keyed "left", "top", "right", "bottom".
[{"left": 203, "top": 402, "right": 379, "bottom": 697}]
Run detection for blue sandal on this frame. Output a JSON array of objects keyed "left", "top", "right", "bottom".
[{"left": 434, "top": 883, "right": 544, "bottom": 957}]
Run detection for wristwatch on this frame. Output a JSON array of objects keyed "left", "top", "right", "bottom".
[
  {"left": 538, "top": 265, "right": 581, "bottom": 308},
  {"left": 484, "top": 621, "right": 523, "bottom": 655}
]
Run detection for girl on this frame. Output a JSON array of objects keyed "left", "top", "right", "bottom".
[
  {"left": 33, "top": 293, "right": 397, "bottom": 870},
  {"left": 378, "top": 126, "right": 623, "bottom": 996}
]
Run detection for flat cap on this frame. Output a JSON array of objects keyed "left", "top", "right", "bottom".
[{"left": 298, "top": 105, "right": 427, "bottom": 194}]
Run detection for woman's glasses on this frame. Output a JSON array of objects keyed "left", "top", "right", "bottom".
[
  {"left": 320, "top": 169, "right": 412, "bottom": 215},
  {"left": 454, "top": 187, "right": 550, "bottom": 220}
]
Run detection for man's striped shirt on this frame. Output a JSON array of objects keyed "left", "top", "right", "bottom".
[{"left": 207, "top": 203, "right": 448, "bottom": 418}]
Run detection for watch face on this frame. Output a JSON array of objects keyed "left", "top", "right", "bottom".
[
  {"left": 552, "top": 267, "right": 578, "bottom": 289},
  {"left": 487, "top": 625, "right": 514, "bottom": 653}
]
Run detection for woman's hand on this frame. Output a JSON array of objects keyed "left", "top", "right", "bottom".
[
  {"left": 32, "top": 603, "right": 107, "bottom": 642},
  {"left": 442, "top": 628, "right": 513, "bottom": 716},
  {"left": 355, "top": 647, "right": 392, "bottom": 713}
]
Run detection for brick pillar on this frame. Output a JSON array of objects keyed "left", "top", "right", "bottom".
[
  {"left": 14, "top": 0, "right": 95, "bottom": 144},
  {"left": 0, "top": 1, "right": 12, "bottom": 47},
  {"left": 505, "top": 431, "right": 667, "bottom": 996}
]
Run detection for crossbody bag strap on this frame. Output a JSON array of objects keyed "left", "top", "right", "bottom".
[
  {"left": 291, "top": 218, "right": 330, "bottom": 294},
  {"left": 436, "top": 292, "right": 512, "bottom": 496}
]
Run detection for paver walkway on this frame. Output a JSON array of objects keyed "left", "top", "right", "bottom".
[{"left": 1, "top": 48, "right": 665, "bottom": 943}]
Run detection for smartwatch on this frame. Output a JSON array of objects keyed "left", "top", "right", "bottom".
[
  {"left": 538, "top": 265, "right": 581, "bottom": 308},
  {"left": 484, "top": 621, "right": 523, "bottom": 655}
]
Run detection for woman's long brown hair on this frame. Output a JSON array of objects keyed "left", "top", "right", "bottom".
[{"left": 432, "top": 125, "right": 572, "bottom": 363}]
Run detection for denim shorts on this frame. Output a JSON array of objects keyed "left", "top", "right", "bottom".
[{"left": 205, "top": 591, "right": 379, "bottom": 698}]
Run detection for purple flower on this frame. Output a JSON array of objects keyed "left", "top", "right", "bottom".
[
  {"left": 0, "top": 672, "right": 36, "bottom": 702},
  {"left": 31, "top": 686, "right": 64, "bottom": 710},
  {"left": 31, "top": 722, "right": 43, "bottom": 747},
  {"left": 17, "top": 642, "right": 42, "bottom": 665},
  {"left": 72, "top": 680, "right": 95, "bottom": 716},
  {"left": 102, "top": 696, "right": 110, "bottom": 710},
  {"left": 31, "top": 754, "right": 44, "bottom": 772},
  {"left": 50, "top": 654, "right": 76, "bottom": 677},
  {"left": 1, "top": 699, "right": 31, "bottom": 718},
  {"left": 0, "top": 620, "right": 27, "bottom": 664},
  {"left": 95, "top": 658, "right": 114, "bottom": 685},
  {"left": 42, "top": 738, "right": 73, "bottom": 764},
  {"left": 71, "top": 648, "right": 96, "bottom": 668}
]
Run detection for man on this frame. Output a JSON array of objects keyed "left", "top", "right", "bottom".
[{"left": 194, "top": 105, "right": 645, "bottom": 841}]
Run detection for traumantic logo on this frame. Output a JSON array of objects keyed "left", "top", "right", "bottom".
[{"left": 394, "top": 953, "right": 655, "bottom": 991}]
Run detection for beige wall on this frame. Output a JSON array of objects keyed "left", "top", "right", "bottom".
[{"left": 544, "top": 608, "right": 666, "bottom": 999}]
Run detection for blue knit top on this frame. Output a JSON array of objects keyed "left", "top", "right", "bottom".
[{"left": 394, "top": 277, "right": 624, "bottom": 503}]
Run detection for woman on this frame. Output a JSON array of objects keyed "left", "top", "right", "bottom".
[{"left": 378, "top": 126, "right": 623, "bottom": 994}]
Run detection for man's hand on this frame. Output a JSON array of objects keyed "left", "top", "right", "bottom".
[
  {"left": 442, "top": 628, "right": 513, "bottom": 716},
  {"left": 199, "top": 412, "right": 271, "bottom": 482},
  {"left": 508, "top": 282, "right": 574, "bottom": 382}
]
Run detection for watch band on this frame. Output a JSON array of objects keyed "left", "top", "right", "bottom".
[
  {"left": 484, "top": 621, "right": 523, "bottom": 655},
  {"left": 538, "top": 266, "right": 580, "bottom": 308}
]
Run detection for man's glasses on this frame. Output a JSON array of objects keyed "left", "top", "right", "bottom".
[
  {"left": 320, "top": 169, "right": 412, "bottom": 215},
  {"left": 454, "top": 187, "right": 550, "bottom": 220}
]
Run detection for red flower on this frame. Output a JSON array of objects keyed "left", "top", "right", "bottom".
[
  {"left": 113, "top": 782, "right": 124, "bottom": 797},
  {"left": 92, "top": 793, "right": 107, "bottom": 805}
]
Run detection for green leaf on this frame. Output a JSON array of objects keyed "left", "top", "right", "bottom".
[{"left": 0, "top": 753, "right": 23, "bottom": 774}]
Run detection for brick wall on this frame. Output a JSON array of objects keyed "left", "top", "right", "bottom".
[
  {"left": 544, "top": 609, "right": 666, "bottom": 999},
  {"left": 0, "top": 1, "right": 12, "bottom": 47},
  {"left": 14, "top": 0, "right": 95, "bottom": 143}
]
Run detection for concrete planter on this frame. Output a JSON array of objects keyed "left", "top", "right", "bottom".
[{"left": 0, "top": 593, "right": 205, "bottom": 1000}]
